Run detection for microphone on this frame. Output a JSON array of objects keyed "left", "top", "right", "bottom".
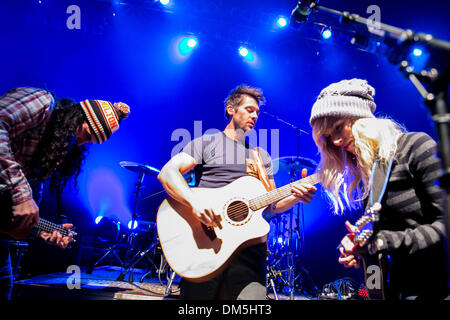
[{"left": 290, "top": 0, "right": 319, "bottom": 27}]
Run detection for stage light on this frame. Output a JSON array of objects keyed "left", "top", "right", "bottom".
[
  {"left": 408, "top": 46, "right": 429, "bottom": 71},
  {"left": 276, "top": 16, "right": 288, "bottom": 28},
  {"left": 160, "top": 0, "right": 170, "bottom": 5},
  {"left": 239, "top": 46, "right": 249, "bottom": 57},
  {"left": 95, "top": 216, "right": 121, "bottom": 243},
  {"left": 277, "top": 237, "right": 283, "bottom": 244},
  {"left": 413, "top": 48, "right": 423, "bottom": 57},
  {"left": 95, "top": 215, "right": 104, "bottom": 224},
  {"left": 238, "top": 46, "right": 255, "bottom": 62},
  {"left": 128, "top": 219, "right": 138, "bottom": 230},
  {"left": 187, "top": 38, "right": 197, "bottom": 48},
  {"left": 178, "top": 36, "right": 198, "bottom": 56},
  {"left": 321, "top": 28, "right": 332, "bottom": 40}
]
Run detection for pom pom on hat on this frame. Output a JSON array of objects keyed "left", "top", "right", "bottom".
[{"left": 79, "top": 100, "right": 130, "bottom": 143}]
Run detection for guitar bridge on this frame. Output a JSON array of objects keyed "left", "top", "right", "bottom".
[{"left": 201, "top": 223, "right": 217, "bottom": 241}]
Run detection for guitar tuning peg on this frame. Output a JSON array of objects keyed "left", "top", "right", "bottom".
[{"left": 372, "top": 202, "right": 382, "bottom": 212}]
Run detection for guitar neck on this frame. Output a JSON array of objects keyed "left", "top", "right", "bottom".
[
  {"left": 249, "top": 173, "right": 320, "bottom": 211},
  {"left": 34, "top": 218, "right": 72, "bottom": 237}
]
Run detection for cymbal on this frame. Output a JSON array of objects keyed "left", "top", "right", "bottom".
[
  {"left": 272, "top": 156, "right": 317, "bottom": 173},
  {"left": 119, "top": 161, "right": 160, "bottom": 176}
]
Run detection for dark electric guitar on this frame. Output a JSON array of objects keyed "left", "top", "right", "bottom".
[{"left": 339, "top": 203, "right": 388, "bottom": 300}]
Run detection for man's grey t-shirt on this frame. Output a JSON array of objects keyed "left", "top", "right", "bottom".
[{"left": 182, "top": 132, "right": 273, "bottom": 188}]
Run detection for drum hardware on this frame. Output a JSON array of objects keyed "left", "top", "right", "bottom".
[
  {"left": 116, "top": 230, "right": 159, "bottom": 283},
  {"left": 137, "top": 238, "right": 178, "bottom": 296},
  {"left": 6, "top": 240, "right": 29, "bottom": 280},
  {"left": 86, "top": 216, "right": 124, "bottom": 274},
  {"left": 113, "top": 161, "right": 178, "bottom": 288},
  {"left": 114, "top": 161, "right": 160, "bottom": 282},
  {"left": 267, "top": 155, "right": 317, "bottom": 299}
]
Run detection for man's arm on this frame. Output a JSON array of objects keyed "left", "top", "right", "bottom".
[
  {"left": 0, "top": 88, "right": 53, "bottom": 237},
  {"left": 158, "top": 152, "right": 222, "bottom": 227},
  {"left": 0, "top": 88, "right": 53, "bottom": 205},
  {"left": 158, "top": 152, "right": 198, "bottom": 208}
]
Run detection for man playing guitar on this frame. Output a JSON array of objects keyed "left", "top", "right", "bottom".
[
  {"left": 0, "top": 87, "right": 130, "bottom": 299},
  {"left": 157, "top": 85, "right": 316, "bottom": 300}
]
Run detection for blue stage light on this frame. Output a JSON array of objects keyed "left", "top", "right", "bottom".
[
  {"left": 95, "top": 215, "right": 104, "bottom": 224},
  {"left": 187, "top": 38, "right": 197, "bottom": 48},
  {"left": 408, "top": 46, "right": 429, "bottom": 71},
  {"left": 178, "top": 37, "right": 198, "bottom": 56},
  {"left": 239, "top": 46, "right": 255, "bottom": 62},
  {"left": 128, "top": 220, "right": 138, "bottom": 230},
  {"left": 160, "top": 0, "right": 170, "bottom": 5},
  {"left": 276, "top": 16, "right": 288, "bottom": 28},
  {"left": 413, "top": 48, "right": 423, "bottom": 57},
  {"left": 239, "top": 46, "right": 249, "bottom": 57},
  {"left": 322, "top": 29, "right": 332, "bottom": 40}
]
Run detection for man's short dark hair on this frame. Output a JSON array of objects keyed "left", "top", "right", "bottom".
[{"left": 224, "top": 85, "right": 266, "bottom": 120}]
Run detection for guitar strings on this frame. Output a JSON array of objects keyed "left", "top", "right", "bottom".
[
  {"left": 36, "top": 219, "right": 69, "bottom": 236},
  {"left": 251, "top": 175, "right": 320, "bottom": 210},
  {"left": 224, "top": 174, "right": 321, "bottom": 222}
]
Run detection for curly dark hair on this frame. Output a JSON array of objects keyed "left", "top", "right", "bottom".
[{"left": 31, "top": 98, "right": 88, "bottom": 194}]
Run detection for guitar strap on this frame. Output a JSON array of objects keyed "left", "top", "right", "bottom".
[
  {"left": 363, "top": 156, "right": 394, "bottom": 300},
  {"left": 367, "top": 156, "right": 394, "bottom": 221},
  {"left": 251, "top": 148, "right": 274, "bottom": 192}
]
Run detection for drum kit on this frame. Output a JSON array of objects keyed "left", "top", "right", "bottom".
[
  {"left": 86, "top": 161, "right": 177, "bottom": 294},
  {"left": 87, "top": 155, "right": 319, "bottom": 298}
]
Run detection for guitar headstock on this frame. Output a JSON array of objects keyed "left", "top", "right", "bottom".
[{"left": 354, "top": 202, "right": 382, "bottom": 246}]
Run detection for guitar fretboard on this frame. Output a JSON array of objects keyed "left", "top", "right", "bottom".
[
  {"left": 249, "top": 173, "right": 320, "bottom": 211},
  {"left": 34, "top": 218, "right": 75, "bottom": 237}
]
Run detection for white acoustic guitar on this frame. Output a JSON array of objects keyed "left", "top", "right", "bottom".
[{"left": 156, "top": 173, "right": 320, "bottom": 282}]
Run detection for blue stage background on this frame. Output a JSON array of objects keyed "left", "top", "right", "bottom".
[{"left": 1, "top": 0, "right": 449, "bottom": 291}]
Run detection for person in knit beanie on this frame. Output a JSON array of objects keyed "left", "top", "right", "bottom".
[
  {"left": 310, "top": 79, "right": 448, "bottom": 300},
  {"left": 0, "top": 87, "right": 130, "bottom": 299}
]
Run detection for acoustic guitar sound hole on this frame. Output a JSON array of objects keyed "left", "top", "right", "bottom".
[{"left": 227, "top": 201, "right": 249, "bottom": 222}]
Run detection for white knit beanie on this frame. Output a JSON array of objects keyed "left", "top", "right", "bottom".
[{"left": 309, "top": 78, "right": 376, "bottom": 125}]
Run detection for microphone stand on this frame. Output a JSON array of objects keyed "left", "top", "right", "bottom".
[
  {"left": 262, "top": 111, "right": 313, "bottom": 299},
  {"left": 292, "top": 1, "right": 450, "bottom": 278}
]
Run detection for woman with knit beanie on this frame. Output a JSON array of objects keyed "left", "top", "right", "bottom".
[{"left": 310, "top": 78, "right": 448, "bottom": 300}]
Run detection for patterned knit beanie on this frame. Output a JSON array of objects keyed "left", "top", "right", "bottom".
[
  {"left": 309, "top": 79, "right": 376, "bottom": 125},
  {"left": 78, "top": 100, "right": 130, "bottom": 143}
]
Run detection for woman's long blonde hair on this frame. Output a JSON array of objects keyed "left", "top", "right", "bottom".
[{"left": 312, "top": 116, "right": 405, "bottom": 214}]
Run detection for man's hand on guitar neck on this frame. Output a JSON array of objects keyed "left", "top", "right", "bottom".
[
  {"left": 10, "top": 199, "right": 39, "bottom": 239},
  {"left": 291, "top": 168, "right": 316, "bottom": 204},
  {"left": 39, "top": 223, "right": 74, "bottom": 249}
]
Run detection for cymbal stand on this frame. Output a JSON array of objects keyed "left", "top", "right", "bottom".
[
  {"left": 118, "top": 237, "right": 159, "bottom": 283},
  {"left": 286, "top": 167, "right": 301, "bottom": 299},
  {"left": 86, "top": 233, "right": 126, "bottom": 274},
  {"left": 266, "top": 249, "right": 293, "bottom": 299},
  {"left": 138, "top": 241, "right": 177, "bottom": 295},
  {"left": 117, "top": 170, "right": 145, "bottom": 282},
  {"left": 164, "top": 264, "right": 177, "bottom": 295}
]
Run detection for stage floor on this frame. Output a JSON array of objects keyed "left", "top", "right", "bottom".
[
  {"left": 13, "top": 265, "right": 180, "bottom": 300},
  {"left": 12, "top": 265, "right": 311, "bottom": 300}
]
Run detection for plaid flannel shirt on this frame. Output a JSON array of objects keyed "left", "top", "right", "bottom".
[{"left": 0, "top": 87, "right": 54, "bottom": 205}]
